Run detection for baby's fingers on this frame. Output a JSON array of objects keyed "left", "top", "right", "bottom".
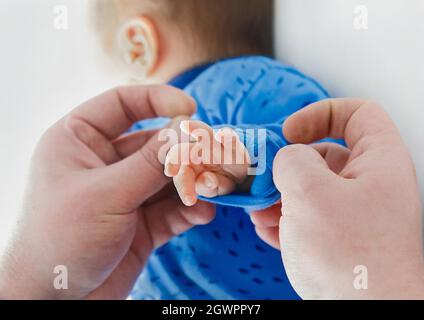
[
  {"left": 195, "top": 172, "right": 236, "bottom": 198},
  {"left": 195, "top": 172, "right": 219, "bottom": 198},
  {"left": 215, "top": 127, "right": 250, "bottom": 166},
  {"left": 180, "top": 120, "right": 214, "bottom": 141},
  {"left": 215, "top": 127, "right": 239, "bottom": 146},
  {"left": 174, "top": 165, "right": 197, "bottom": 206},
  {"left": 164, "top": 142, "right": 192, "bottom": 177}
]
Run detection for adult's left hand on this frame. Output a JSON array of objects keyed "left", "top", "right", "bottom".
[{"left": 0, "top": 85, "right": 215, "bottom": 299}]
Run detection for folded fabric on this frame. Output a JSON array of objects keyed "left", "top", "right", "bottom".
[
  {"left": 187, "top": 56, "right": 330, "bottom": 211},
  {"left": 129, "top": 56, "right": 335, "bottom": 300}
]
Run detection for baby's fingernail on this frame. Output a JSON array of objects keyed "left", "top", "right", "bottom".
[
  {"left": 165, "top": 163, "right": 179, "bottom": 176},
  {"left": 180, "top": 121, "right": 190, "bottom": 134},
  {"left": 164, "top": 164, "right": 172, "bottom": 177},
  {"left": 205, "top": 177, "right": 215, "bottom": 189},
  {"left": 184, "top": 195, "right": 196, "bottom": 206},
  {"left": 203, "top": 172, "right": 217, "bottom": 189}
]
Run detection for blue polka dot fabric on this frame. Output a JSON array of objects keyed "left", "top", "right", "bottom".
[{"left": 129, "top": 56, "right": 329, "bottom": 300}]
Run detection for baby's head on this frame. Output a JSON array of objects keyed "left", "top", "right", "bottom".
[{"left": 94, "top": 0, "right": 273, "bottom": 82}]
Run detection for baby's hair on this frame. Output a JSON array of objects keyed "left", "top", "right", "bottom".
[{"left": 93, "top": 0, "right": 274, "bottom": 60}]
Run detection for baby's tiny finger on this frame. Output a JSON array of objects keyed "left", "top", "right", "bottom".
[
  {"left": 250, "top": 203, "right": 282, "bottom": 228},
  {"left": 164, "top": 153, "right": 181, "bottom": 177},
  {"left": 164, "top": 143, "right": 193, "bottom": 177},
  {"left": 180, "top": 120, "right": 214, "bottom": 141},
  {"left": 255, "top": 226, "right": 280, "bottom": 250},
  {"left": 195, "top": 172, "right": 219, "bottom": 198},
  {"left": 214, "top": 127, "right": 238, "bottom": 146},
  {"left": 174, "top": 165, "right": 197, "bottom": 206},
  {"left": 215, "top": 128, "right": 250, "bottom": 167},
  {"left": 215, "top": 173, "right": 237, "bottom": 196}
]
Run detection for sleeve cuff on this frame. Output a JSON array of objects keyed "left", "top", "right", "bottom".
[{"left": 199, "top": 125, "right": 287, "bottom": 212}]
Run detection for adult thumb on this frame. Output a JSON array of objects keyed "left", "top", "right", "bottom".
[
  {"left": 90, "top": 118, "right": 187, "bottom": 213},
  {"left": 273, "top": 144, "right": 337, "bottom": 197}
]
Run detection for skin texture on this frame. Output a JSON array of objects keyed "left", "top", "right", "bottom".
[
  {"left": 251, "top": 99, "right": 424, "bottom": 299},
  {"left": 1, "top": 92, "right": 422, "bottom": 300},
  {"left": 0, "top": 85, "right": 215, "bottom": 300},
  {"left": 164, "top": 120, "right": 250, "bottom": 206}
]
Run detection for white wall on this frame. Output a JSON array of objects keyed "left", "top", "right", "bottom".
[
  {"left": 0, "top": 0, "right": 119, "bottom": 251},
  {"left": 275, "top": 0, "right": 424, "bottom": 200}
]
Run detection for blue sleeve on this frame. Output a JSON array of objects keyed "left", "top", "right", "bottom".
[{"left": 185, "top": 56, "right": 330, "bottom": 211}]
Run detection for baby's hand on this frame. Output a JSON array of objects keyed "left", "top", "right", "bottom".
[{"left": 164, "top": 120, "right": 251, "bottom": 206}]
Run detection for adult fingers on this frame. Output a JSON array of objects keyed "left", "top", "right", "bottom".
[
  {"left": 250, "top": 204, "right": 282, "bottom": 228},
  {"left": 87, "top": 199, "right": 216, "bottom": 299},
  {"left": 113, "top": 129, "right": 159, "bottom": 159},
  {"left": 90, "top": 118, "right": 187, "bottom": 212},
  {"left": 273, "top": 144, "right": 337, "bottom": 196},
  {"left": 312, "top": 142, "right": 351, "bottom": 174},
  {"left": 140, "top": 199, "right": 216, "bottom": 249},
  {"left": 255, "top": 226, "right": 280, "bottom": 250},
  {"left": 283, "top": 99, "right": 402, "bottom": 150},
  {"left": 66, "top": 85, "right": 196, "bottom": 141}
]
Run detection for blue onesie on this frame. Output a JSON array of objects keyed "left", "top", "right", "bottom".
[{"left": 129, "top": 56, "right": 329, "bottom": 300}]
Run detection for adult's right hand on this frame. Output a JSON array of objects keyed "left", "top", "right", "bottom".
[{"left": 252, "top": 99, "right": 424, "bottom": 299}]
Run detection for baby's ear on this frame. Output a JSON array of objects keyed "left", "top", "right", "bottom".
[{"left": 118, "top": 15, "right": 160, "bottom": 80}]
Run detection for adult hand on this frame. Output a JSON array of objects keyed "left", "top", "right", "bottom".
[
  {"left": 0, "top": 85, "right": 215, "bottom": 299},
  {"left": 251, "top": 99, "right": 424, "bottom": 299}
]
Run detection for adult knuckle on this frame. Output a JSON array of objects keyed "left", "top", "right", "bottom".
[
  {"left": 297, "top": 173, "right": 326, "bottom": 195},
  {"left": 138, "top": 144, "right": 163, "bottom": 172},
  {"left": 275, "top": 144, "right": 306, "bottom": 167}
]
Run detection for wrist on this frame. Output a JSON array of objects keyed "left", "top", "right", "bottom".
[{"left": 0, "top": 245, "right": 56, "bottom": 300}]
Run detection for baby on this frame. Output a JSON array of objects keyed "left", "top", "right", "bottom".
[{"left": 94, "top": 0, "right": 329, "bottom": 299}]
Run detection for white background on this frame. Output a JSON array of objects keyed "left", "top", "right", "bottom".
[
  {"left": 0, "top": 0, "right": 423, "bottom": 252},
  {"left": 0, "top": 0, "right": 119, "bottom": 251},
  {"left": 275, "top": 0, "right": 424, "bottom": 198}
]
